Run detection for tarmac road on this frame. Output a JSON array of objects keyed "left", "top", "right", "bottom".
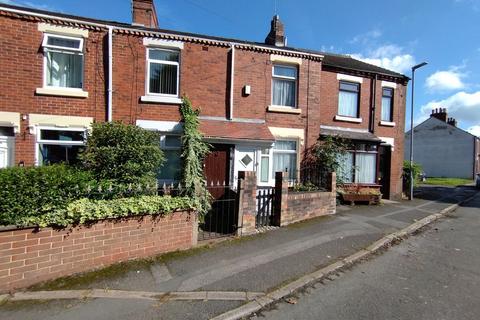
[{"left": 255, "top": 191, "right": 480, "bottom": 320}]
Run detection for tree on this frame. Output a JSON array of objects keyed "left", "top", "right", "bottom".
[{"left": 80, "top": 122, "right": 164, "bottom": 184}]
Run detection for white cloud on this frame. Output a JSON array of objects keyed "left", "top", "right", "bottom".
[
  {"left": 350, "top": 29, "right": 382, "bottom": 45},
  {"left": 420, "top": 91, "right": 480, "bottom": 126},
  {"left": 0, "top": 0, "right": 56, "bottom": 11},
  {"left": 425, "top": 68, "right": 466, "bottom": 92},
  {"left": 467, "top": 125, "right": 480, "bottom": 137},
  {"left": 351, "top": 44, "right": 416, "bottom": 74}
]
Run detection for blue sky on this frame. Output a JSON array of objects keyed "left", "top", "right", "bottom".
[{"left": 3, "top": 0, "right": 480, "bottom": 135}]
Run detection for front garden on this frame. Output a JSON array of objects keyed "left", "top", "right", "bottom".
[{"left": 0, "top": 97, "right": 210, "bottom": 228}]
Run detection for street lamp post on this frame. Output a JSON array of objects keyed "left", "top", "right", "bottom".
[{"left": 409, "top": 62, "right": 428, "bottom": 200}]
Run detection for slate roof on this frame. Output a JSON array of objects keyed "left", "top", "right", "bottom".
[
  {"left": 200, "top": 119, "right": 274, "bottom": 142},
  {"left": 320, "top": 127, "right": 383, "bottom": 143},
  {"left": 320, "top": 53, "right": 407, "bottom": 79}
]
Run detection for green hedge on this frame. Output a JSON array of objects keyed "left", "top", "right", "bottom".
[
  {"left": 0, "top": 165, "right": 94, "bottom": 226},
  {"left": 32, "top": 195, "right": 195, "bottom": 228},
  {"left": 0, "top": 165, "right": 166, "bottom": 227}
]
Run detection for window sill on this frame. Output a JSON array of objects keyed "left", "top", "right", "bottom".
[
  {"left": 335, "top": 115, "right": 362, "bottom": 123},
  {"left": 379, "top": 121, "right": 396, "bottom": 127},
  {"left": 36, "top": 87, "right": 88, "bottom": 98},
  {"left": 140, "top": 95, "right": 183, "bottom": 105},
  {"left": 267, "top": 105, "right": 301, "bottom": 114}
]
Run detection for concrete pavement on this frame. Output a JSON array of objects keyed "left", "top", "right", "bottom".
[
  {"left": 0, "top": 185, "right": 476, "bottom": 320},
  {"left": 248, "top": 189, "right": 480, "bottom": 320}
]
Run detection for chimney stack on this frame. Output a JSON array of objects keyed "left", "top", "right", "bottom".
[
  {"left": 447, "top": 117, "right": 457, "bottom": 127},
  {"left": 265, "top": 15, "right": 286, "bottom": 47},
  {"left": 430, "top": 107, "right": 448, "bottom": 122},
  {"left": 132, "top": 0, "right": 159, "bottom": 28}
]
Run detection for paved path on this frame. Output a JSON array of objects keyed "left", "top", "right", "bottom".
[
  {"left": 0, "top": 186, "right": 476, "bottom": 320},
  {"left": 253, "top": 190, "right": 480, "bottom": 320}
]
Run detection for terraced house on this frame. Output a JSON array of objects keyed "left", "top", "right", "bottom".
[{"left": 0, "top": 0, "right": 409, "bottom": 200}]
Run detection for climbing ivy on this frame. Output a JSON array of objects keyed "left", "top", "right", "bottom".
[{"left": 180, "top": 96, "right": 212, "bottom": 218}]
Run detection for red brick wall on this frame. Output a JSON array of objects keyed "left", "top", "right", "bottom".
[
  {"left": 318, "top": 68, "right": 407, "bottom": 200},
  {"left": 0, "top": 211, "right": 196, "bottom": 293},
  {"left": 319, "top": 69, "right": 372, "bottom": 130},
  {"left": 0, "top": 15, "right": 107, "bottom": 166},
  {"left": 283, "top": 192, "right": 336, "bottom": 226},
  {"left": 374, "top": 82, "right": 407, "bottom": 200},
  {"left": 0, "top": 13, "right": 407, "bottom": 198}
]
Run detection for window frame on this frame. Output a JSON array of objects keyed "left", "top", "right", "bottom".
[
  {"left": 258, "top": 147, "right": 272, "bottom": 184},
  {"left": 146, "top": 47, "right": 181, "bottom": 98},
  {"left": 381, "top": 87, "right": 394, "bottom": 122},
  {"left": 35, "top": 126, "right": 86, "bottom": 166},
  {"left": 272, "top": 139, "right": 298, "bottom": 183},
  {"left": 158, "top": 134, "right": 182, "bottom": 183},
  {"left": 271, "top": 64, "right": 298, "bottom": 109},
  {"left": 340, "top": 142, "right": 379, "bottom": 184},
  {"left": 338, "top": 80, "right": 360, "bottom": 118},
  {"left": 42, "top": 33, "right": 85, "bottom": 90}
]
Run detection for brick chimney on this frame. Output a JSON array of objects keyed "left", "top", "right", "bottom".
[
  {"left": 447, "top": 117, "right": 458, "bottom": 127},
  {"left": 430, "top": 108, "right": 448, "bottom": 122},
  {"left": 265, "top": 15, "right": 286, "bottom": 47},
  {"left": 132, "top": 0, "right": 159, "bottom": 28}
]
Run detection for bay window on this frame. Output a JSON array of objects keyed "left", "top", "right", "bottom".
[
  {"left": 42, "top": 34, "right": 84, "bottom": 89},
  {"left": 338, "top": 81, "right": 359, "bottom": 117},
  {"left": 272, "top": 65, "right": 297, "bottom": 108},
  {"left": 272, "top": 140, "right": 297, "bottom": 182},
  {"left": 37, "top": 128, "right": 85, "bottom": 165},
  {"left": 337, "top": 143, "right": 378, "bottom": 184},
  {"left": 381, "top": 88, "right": 394, "bottom": 122},
  {"left": 158, "top": 135, "right": 182, "bottom": 182},
  {"left": 147, "top": 48, "right": 180, "bottom": 96}
]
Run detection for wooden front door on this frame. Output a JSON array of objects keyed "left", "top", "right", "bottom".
[
  {"left": 378, "top": 146, "right": 391, "bottom": 199},
  {"left": 204, "top": 144, "right": 233, "bottom": 199}
]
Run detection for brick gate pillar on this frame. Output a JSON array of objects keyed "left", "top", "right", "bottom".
[{"left": 237, "top": 171, "right": 257, "bottom": 235}]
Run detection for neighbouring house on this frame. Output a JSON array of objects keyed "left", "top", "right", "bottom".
[
  {"left": 405, "top": 108, "right": 480, "bottom": 179},
  {"left": 0, "top": 0, "right": 408, "bottom": 200}
]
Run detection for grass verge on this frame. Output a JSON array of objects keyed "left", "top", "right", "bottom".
[{"left": 422, "top": 177, "right": 473, "bottom": 187}]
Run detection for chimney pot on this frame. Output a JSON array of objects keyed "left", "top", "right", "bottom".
[{"left": 431, "top": 107, "right": 448, "bottom": 122}]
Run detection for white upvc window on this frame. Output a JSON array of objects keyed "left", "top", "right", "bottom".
[
  {"left": 338, "top": 81, "right": 360, "bottom": 118},
  {"left": 272, "top": 140, "right": 298, "bottom": 182},
  {"left": 259, "top": 148, "right": 271, "bottom": 184},
  {"left": 272, "top": 65, "right": 297, "bottom": 108},
  {"left": 42, "top": 33, "right": 84, "bottom": 89},
  {"left": 36, "top": 127, "right": 86, "bottom": 165},
  {"left": 146, "top": 48, "right": 180, "bottom": 97},
  {"left": 158, "top": 134, "right": 182, "bottom": 182}
]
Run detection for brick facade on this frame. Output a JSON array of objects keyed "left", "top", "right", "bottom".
[
  {"left": 0, "top": 3, "right": 408, "bottom": 199},
  {"left": 0, "top": 211, "right": 196, "bottom": 293}
]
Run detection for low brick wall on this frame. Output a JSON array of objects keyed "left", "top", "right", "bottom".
[
  {"left": 0, "top": 211, "right": 196, "bottom": 293},
  {"left": 282, "top": 191, "right": 336, "bottom": 226}
]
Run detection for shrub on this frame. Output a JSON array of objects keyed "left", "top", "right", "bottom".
[
  {"left": 403, "top": 160, "right": 423, "bottom": 189},
  {"left": 33, "top": 195, "right": 195, "bottom": 228},
  {"left": 80, "top": 122, "right": 164, "bottom": 184},
  {"left": 312, "top": 135, "right": 351, "bottom": 185},
  {"left": 0, "top": 165, "right": 94, "bottom": 226}
]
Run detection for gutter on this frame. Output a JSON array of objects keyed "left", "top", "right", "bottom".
[
  {"left": 107, "top": 26, "right": 113, "bottom": 122},
  {"left": 229, "top": 44, "right": 235, "bottom": 120}
]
